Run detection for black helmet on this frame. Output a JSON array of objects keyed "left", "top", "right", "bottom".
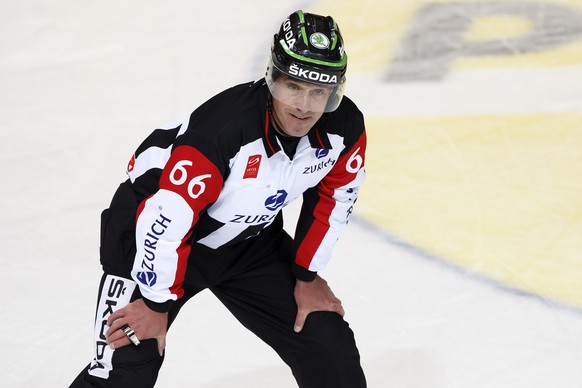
[{"left": 266, "top": 10, "right": 348, "bottom": 112}]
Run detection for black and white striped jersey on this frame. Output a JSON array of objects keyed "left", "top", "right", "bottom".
[{"left": 124, "top": 79, "right": 366, "bottom": 308}]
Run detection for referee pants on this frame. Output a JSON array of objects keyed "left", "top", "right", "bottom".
[{"left": 70, "top": 210, "right": 366, "bottom": 387}]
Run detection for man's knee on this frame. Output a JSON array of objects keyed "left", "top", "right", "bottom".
[
  {"left": 303, "top": 312, "right": 358, "bottom": 352},
  {"left": 293, "top": 312, "right": 366, "bottom": 388},
  {"left": 70, "top": 339, "right": 162, "bottom": 388}
]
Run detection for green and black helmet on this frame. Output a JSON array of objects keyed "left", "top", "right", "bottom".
[{"left": 266, "top": 10, "right": 348, "bottom": 112}]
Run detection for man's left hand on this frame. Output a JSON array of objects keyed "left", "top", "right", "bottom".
[{"left": 293, "top": 275, "right": 345, "bottom": 333}]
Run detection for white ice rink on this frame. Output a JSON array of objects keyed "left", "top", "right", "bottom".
[{"left": 1, "top": 1, "right": 582, "bottom": 387}]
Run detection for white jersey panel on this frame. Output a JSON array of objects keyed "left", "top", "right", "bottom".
[
  {"left": 128, "top": 145, "right": 172, "bottom": 183},
  {"left": 197, "top": 136, "right": 347, "bottom": 248}
]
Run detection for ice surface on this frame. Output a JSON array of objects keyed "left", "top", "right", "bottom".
[{"left": 1, "top": 1, "right": 581, "bottom": 387}]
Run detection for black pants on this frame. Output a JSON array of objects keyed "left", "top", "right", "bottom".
[{"left": 70, "top": 185, "right": 366, "bottom": 387}]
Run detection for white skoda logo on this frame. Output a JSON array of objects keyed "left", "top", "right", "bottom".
[{"left": 310, "top": 33, "right": 330, "bottom": 49}]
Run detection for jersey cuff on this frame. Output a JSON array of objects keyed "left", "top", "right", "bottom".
[
  {"left": 143, "top": 297, "right": 174, "bottom": 313},
  {"left": 292, "top": 262, "right": 318, "bottom": 282}
]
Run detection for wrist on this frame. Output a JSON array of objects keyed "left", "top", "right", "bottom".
[
  {"left": 142, "top": 297, "right": 174, "bottom": 313},
  {"left": 292, "top": 262, "right": 317, "bottom": 282}
]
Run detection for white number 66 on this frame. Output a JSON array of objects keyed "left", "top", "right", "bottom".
[{"left": 169, "top": 160, "right": 211, "bottom": 199}]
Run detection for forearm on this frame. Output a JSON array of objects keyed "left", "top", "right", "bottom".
[{"left": 131, "top": 189, "right": 194, "bottom": 309}]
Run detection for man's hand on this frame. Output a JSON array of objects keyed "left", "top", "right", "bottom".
[
  {"left": 106, "top": 298, "right": 168, "bottom": 356},
  {"left": 293, "top": 275, "right": 345, "bottom": 333}
]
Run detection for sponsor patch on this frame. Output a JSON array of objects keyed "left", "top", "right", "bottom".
[
  {"left": 315, "top": 149, "right": 329, "bottom": 159},
  {"left": 310, "top": 32, "right": 330, "bottom": 49},
  {"left": 243, "top": 154, "right": 262, "bottom": 179},
  {"left": 127, "top": 154, "right": 135, "bottom": 173},
  {"left": 89, "top": 275, "right": 136, "bottom": 379},
  {"left": 136, "top": 271, "right": 157, "bottom": 287},
  {"left": 265, "top": 190, "right": 288, "bottom": 211}
]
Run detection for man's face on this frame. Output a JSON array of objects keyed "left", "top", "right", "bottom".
[{"left": 270, "top": 75, "right": 332, "bottom": 137}]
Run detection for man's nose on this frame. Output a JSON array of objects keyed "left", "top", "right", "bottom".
[{"left": 292, "top": 91, "right": 311, "bottom": 111}]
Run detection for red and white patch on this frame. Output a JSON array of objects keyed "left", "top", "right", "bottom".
[
  {"left": 243, "top": 154, "right": 262, "bottom": 179},
  {"left": 127, "top": 154, "right": 135, "bottom": 173}
]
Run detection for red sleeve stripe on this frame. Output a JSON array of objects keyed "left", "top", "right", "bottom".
[
  {"left": 169, "top": 229, "right": 193, "bottom": 298},
  {"left": 264, "top": 110, "right": 277, "bottom": 155},
  {"left": 295, "top": 185, "right": 335, "bottom": 269}
]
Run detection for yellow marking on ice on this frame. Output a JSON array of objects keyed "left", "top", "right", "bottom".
[
  {"left": 463, "top": 15, "right": 533, "bottom": 41},
  {"left": 357, "top": 114, "right": 582, "bottom": 309},
  {"left": 310, "top": 0, "right": 582, "bottom": 72},
  {"left": 310, "top": 0, "right": 582, "bottom": 308}
]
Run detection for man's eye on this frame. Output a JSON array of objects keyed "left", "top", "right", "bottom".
[
  {"left": 287, "top": 83, "right": 300, "bottom": 90},
  {"left": 311, "top": 89, "right": 330, "bottom": 97}
]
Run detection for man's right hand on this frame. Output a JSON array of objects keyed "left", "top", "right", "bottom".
[{"left": 106, "top": 298, "right": 168, "bottom": 356}]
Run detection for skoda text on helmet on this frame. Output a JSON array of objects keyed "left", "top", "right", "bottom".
[{"left": 266, "top": 10, "right": 348, "bottom": 113}]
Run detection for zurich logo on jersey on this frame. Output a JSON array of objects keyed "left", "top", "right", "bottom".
[
  {"left": 265, "top": 190, "right": 288, "bottom": 211},
  {"left": 136, "top": 271, "right": 157, "bottom": 287},
  {"left": 315, "top": 149, "right": 329, "bottom": 159}
]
